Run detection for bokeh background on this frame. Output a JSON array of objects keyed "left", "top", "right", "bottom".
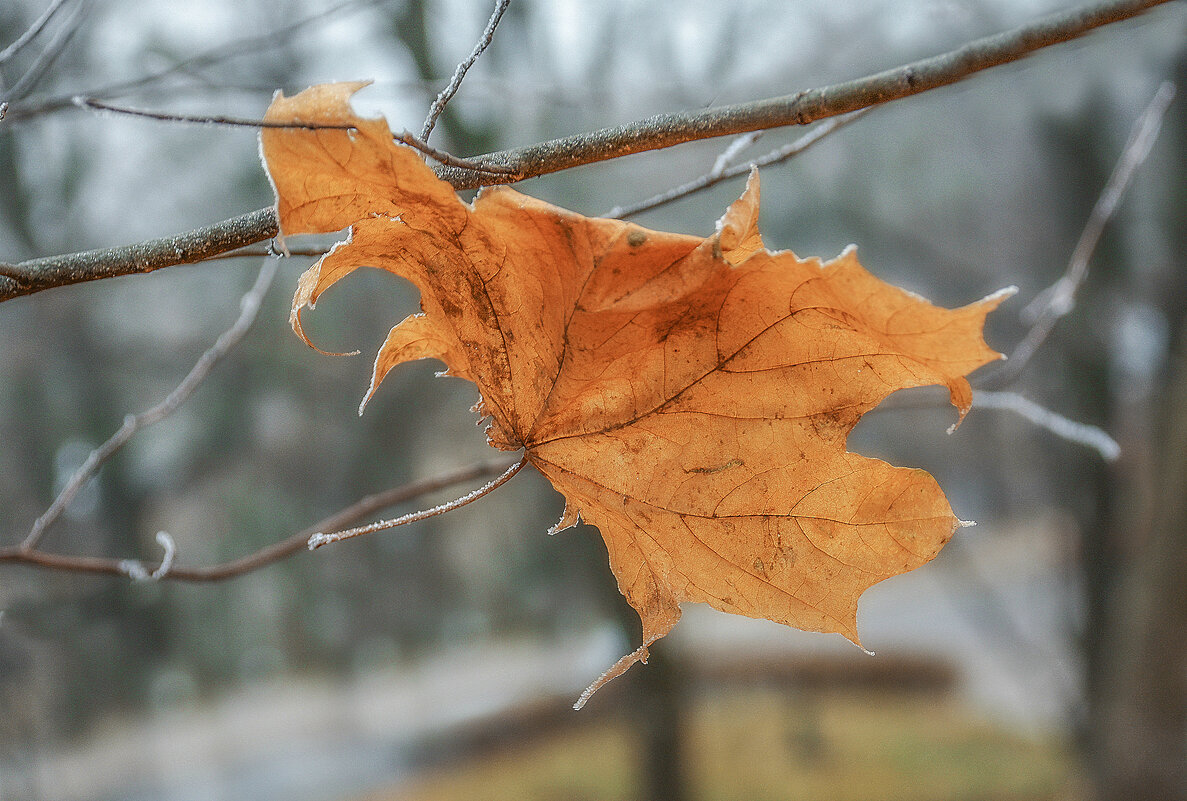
[{"left": 1, "top": 1, "right": 1185, "bottom": 799}]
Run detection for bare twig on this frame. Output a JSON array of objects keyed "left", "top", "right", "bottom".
[
  {"left": 973, "top": 390, "right": 1121, "bottom": 460},
  {"left": 4, "top": 0, "right": 381, "bottom": 121},
  {"left": 993, "top": 80, "right": 1176, "bottom": 385},
  {"left": 207, "top": 245, "right": 329, "bottom": 260},
  {"left": 606, "top": 110, "right": 868, "bottom": 219},
  {"left": 308, "top": 455, "right": 528, "bottom": 549},
  {"left": 390, "top": 129, "right": 520, "bottom": 175},
  {"left": 75, "top": 96, "right": 356, "bottom": 129},
  {"left": 421, "top": 0, "right": 512, "bottom": 140},
  {"left": 21, "top": 259, "right": 278, "bottom": 551},
  {"left": 0, "top": 0, "right": 72, "bottom": 65},
  {"left": 0, "top": 0, "right": 1175, "bottom": 303},
  {"left": 0, "top": 458, "right": 518, "bottom": 580},
  {"left": 75, "top": 97, "right": 520, "bottom": 175},
  {"left": 3, "top": 0, "right": 88, "bottom": 102}
]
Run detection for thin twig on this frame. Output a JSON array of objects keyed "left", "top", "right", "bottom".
[
  {"left": 0, "top": 0, "right": 1175, "bottom": 303},
  {"left": 0, "top": 459, "right": 518, "bottom": 580},
  {"left": 21, "top": 259, "right": 277, "bottom": 551},
  {"left": 421, "top": 0, "right": 511, "bottom": 141},
  {"left": 4, "top": 0, "right": 380, "bottom": 121},
  {"left": 992, "top": 80, "right": 1176, "bottom": 386},
  {"left": 391, "top": 129, "right": 520, "bottom": 175},
  {"left": 973, "top": 390, "right": 1121, "bottom": 461},
  {"left": 75, "top": 96, "right": 355, "bottom": 129},
  {"left": 606, "top": 110, "right": 868, "bottom": 219},
  {"left": 3, "top": 0, "right": 88, "bottom": 102},
  {"left": 0, "top": 0, "right": 72, "bottom": 65},
  {"left": 206, "top": 245, "right": 329, "bottom": 260},
  {"left": 308, "top": 455, "right": 528, "bottom": 549},
  {"left": 75, "top": 96, "right": 520, "bottom": 173}
]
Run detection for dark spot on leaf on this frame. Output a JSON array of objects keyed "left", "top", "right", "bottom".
[{"left": 687, "top": 458, "right": 743, "bottom": 475}]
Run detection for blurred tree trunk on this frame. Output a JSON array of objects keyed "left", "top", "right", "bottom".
[
  {"left": 575, "top": 523, "right": 689, "bottom": 801},
  {"left": 621, "top": 615, "right": 689, "bottom": 801},
  {"left": 1088, "top": 50, "right": 1187, "bottom": 801},
  {"left": 388, "top": 10, "right": 691, "bottom": 797},
  {"left": 1091, "top": 322, "right": 1187, "bottom": 799}
]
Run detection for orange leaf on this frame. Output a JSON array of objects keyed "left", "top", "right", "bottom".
[{"left": 261, "top": 83, "right": 1010, "bottom": 706}]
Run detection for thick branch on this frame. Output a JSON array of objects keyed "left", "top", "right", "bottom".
[
  {"left": 0, "top": 207, "right": 278, "bottom": 300},
  {"left": 436, "top": 0, "right": 1176, "bottom": 188},
  {"left": 0, "top": 0, "right": 1174, "bottom": 303}
]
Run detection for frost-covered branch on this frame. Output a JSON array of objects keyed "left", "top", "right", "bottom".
[
  {"left": 995, "top": 80, "right": 1177, "bottom": 385},
  {"left": 0, "top": 459, "right": 518, "bottom": 580},
  {"left": 20, "top": 260, "right": 277, "bottom": 551},
  {"left": 973, "top": 390, "right": 1122, "bottom": 461},
  {"left": 0, "top": 0, "right": 1175, "bottom": 303},
  {"left": 420, "top": 0, "right": 512, "bottom": 140}
]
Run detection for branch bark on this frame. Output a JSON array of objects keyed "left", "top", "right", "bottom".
[
  {"left": 0, "top": 0, "right": 1174, "bottom": 303},
  {"left": 0, "top": 207, "right": 279, "bottom": 299}
]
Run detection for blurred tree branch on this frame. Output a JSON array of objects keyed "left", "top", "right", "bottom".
[
  {"left": 0, "top": 0, "right": 1175, "bottom": 303},
  {"left": 0, "top": 459, "right": 517, "bottom": 580}
]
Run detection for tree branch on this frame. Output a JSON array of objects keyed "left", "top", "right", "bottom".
[
  {"left": 435, "top": 0, "right": 1176, "bottom": 189},
  {"left": 0, "top": 0, "right": 1174, "bottom": 303},
  {"left": 989, "top": 79, "right": 1177, "bottom": 386},
  {"left": 0, "top": 207, "right": 279, "bottom": 300},
  {"left": 420, "top": 0, "right": 512, "bottom": 140},
  {"left": 0, "top": 459, "right": 518, "bottom": 581},
  {"left": 21, "top": 260, "right": 277, "bottom": 551}
]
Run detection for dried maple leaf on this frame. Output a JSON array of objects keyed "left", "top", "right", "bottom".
[{"left": 261, "top": 82, "right": 1010, "bottom": 706}]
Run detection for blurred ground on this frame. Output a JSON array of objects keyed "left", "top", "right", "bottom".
[{"left": 9, "top": 514, "right": 1080, "bottom": 800}]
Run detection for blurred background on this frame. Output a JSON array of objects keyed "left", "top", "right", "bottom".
[{"left": 1, "top": 1, "right": 1185, "bottom": 799}]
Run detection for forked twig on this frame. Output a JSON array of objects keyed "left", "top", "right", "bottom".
[
  {"left": 21, "top": 259, "right": 277, "bottom": 551},
  {"left": 0, "top": 459, "right": 519, "bottom": 580},
  {"left": 994, "top": 80, "right": 1176, "bottom": 385},
  {"left": 606, "top": 110, "right": 869, "bottom": 219},
  {"left": 391, "top": 129, "right": 520, "bottom": 175}
]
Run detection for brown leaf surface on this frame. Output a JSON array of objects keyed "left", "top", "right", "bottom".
[{"left": 261, "top": 83, "right": 1009, "bottom": 704}]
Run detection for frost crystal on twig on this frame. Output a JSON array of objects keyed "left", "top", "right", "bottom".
[{"left": 120, "top": 531, "right": 177, "bottom": 581}]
